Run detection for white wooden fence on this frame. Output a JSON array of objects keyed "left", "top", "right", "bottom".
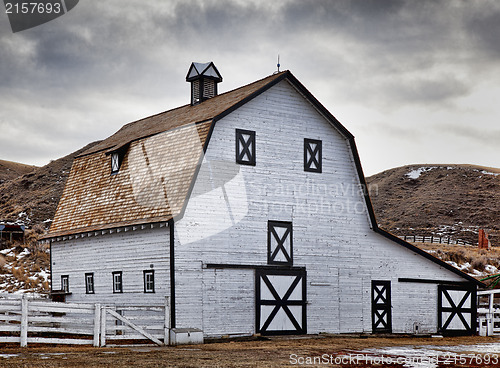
[
  {"left": 400, "top": 235, "right": 472, "bottom": 246},
  {"left": 478, "top": 290, "right": 500, "bottom": 336},
  {"left": 0, "top": 295, "right": 170, "bottom": 347}
]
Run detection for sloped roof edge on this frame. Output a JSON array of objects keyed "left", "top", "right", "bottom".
[
  {"left": 375, "top": 227, "right": 485, "bottom": 287},
  {"left": 78, "top": 72, "right": 287, "bottom": 158},
  {"left": 41, "top": 217, "right": 173, "bottom": 240},
  {"left": 346, "top": 136, "right": 485, "bottom": 287}
]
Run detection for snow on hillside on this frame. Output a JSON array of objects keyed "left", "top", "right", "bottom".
[{"left": 0, "top": 230, "right": 50, "bottom": 294}]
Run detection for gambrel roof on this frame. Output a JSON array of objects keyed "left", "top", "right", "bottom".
[
  {"left": 47, "top": 72, "right": 286, "bottom": 238},
  {"left": 44, "top": 70, "right": 483, "bottom": 286}
]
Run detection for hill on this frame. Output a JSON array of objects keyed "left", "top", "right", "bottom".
[
  {"left": 0, "top": 142, "right": 101, "bottom": 228},
  {"left": 366, "top": 164, "right": 500, "bottom": 246},
  {"left": 0, "top": 159, "right": 37, "bottom": 184}
]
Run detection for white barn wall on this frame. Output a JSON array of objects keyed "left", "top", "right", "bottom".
[
  {"left": 51, "top": 225, "right": 170, "bottom": 305},
  {"left": 202, "top": 268, "right": 255, "bottom": 337},
  {"left": 174, "top": 79, "right": 469, "bottom": 336}
]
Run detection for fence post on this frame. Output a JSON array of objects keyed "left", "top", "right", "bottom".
[
  {"left": 20, "top": 296, "right": 28, "bottom": 347},
  {"left": 165, "top": 296, "right": 171, "bottom": 346},
  {"left": 100, "top": 307, "right": 107, "bottom": 347},
  {"left": 487, "top": 294, "right": 494, "bottom": 336},
  {"left": 93, "top": 304, "right": 101, "bottom": 347}
]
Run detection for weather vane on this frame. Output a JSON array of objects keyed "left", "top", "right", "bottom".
[{"left": 277, "top": 54, "right": 281, "bottom": 72}]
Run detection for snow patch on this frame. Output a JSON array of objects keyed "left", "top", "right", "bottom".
[
  {"left": 406, "top": 167, "right": 436, "bottom": 179},
  {"left": 485, "top": 264, "right": 498, "bottom": 273},
  {"left": 480, "top": 170, "right": 500, "bottom": 176},
  {"left": 0, "top": 247, "right": 16, "bottom": 255},
  {"left": 0, "top": 354, "right": 20, "bottom": 359},
  {"left": 349, "top": 343, "right": 500, "bottom": 368},
  {"left": 405, "top": 165, "right": 499, "bottom": 180}
]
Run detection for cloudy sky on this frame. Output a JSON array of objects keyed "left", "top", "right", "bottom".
[{"left": 0, "top": 0, "right": 499, "bottom": 176}]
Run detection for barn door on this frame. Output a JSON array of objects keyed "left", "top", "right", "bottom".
[
  {"left": 371, "top": 280, "right": 392, "bottom": 333},
  {"left": 438, "top": 284, "right": 477, "bottom": 336},
  {"left": 256, "top": 269, "right": 306, "bottom": 335}
]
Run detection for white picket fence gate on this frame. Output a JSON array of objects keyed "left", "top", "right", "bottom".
[
  {"left": 0, "top": 295, "right": 170, "bottom": 347},
  {"left": 478, "top": 290, "right": 500, "bottom": 336}
]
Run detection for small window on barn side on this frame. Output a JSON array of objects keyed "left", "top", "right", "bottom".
[
  {"left": 85, "top": 273, "right": 95, "bottom": 294},
  {"left": 304, "top": 138, "right": 322, "bottom": 173},
  {"left": 235, "top": 129, "right": 256, "bottom": 166},
  {"left": 143, "top": 270, "right": 155, "bottom": 293},
  {"left": 111, "top": 152, "right": 121, "bottom": 174},
  {"left": 268, "top": 221, "right": 293, "bottom": 265},
  {"left": 61, "top": 275, "right": 69, "bottom": 292},
  {"left": 112, "top": 271, "right": 123, "bottom": 293},
  {"left": 109, "top": 146, "right": 129, "bottom": 174}
]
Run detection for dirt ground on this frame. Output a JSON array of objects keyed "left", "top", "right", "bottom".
[{"left": 0, "top": 335, "right": 499, "bottom": 368}]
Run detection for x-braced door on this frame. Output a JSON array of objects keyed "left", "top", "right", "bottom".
[
  {"left": 256, "top": 269, "right": 306, "bottom": 335},
  {"left": 371, "top": 280, "right": 392, "bottom": 333},
  {"left": 438, "top": 284, "right": 477, "bottom": 336}
]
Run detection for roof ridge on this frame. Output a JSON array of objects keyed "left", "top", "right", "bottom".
[{"left": 78, "top": 71, "right": 288, "bottom": 157}]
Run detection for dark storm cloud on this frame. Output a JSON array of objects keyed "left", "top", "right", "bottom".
[
  {"left": 466, "top": 10, "right": 500, "bottom": 57},
  {"left": 439, "top": 123, "right": 500, "bottom": 145},
  {"left": 0, "top": 0, "right": 499, "bottom": 172},
  {"left": 383, "top": 74, "right": 470, "bottom": 106}
]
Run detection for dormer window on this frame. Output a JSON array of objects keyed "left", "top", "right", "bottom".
[
  {"left": 111, "top": 152, "right": 120, "bottom": 173},
  {"left": 236, "top": 129, "right": 256, "bottom": 166},
  {"left": 109, "top": 146, "right": 128, "bottom": 175},
  {"left": 304, "top": 138, "right": 322, "bottom": 173}
]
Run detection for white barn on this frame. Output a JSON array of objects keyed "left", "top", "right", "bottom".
[{"left": 43, "top": 63, "right": 483, "bottom": 338}]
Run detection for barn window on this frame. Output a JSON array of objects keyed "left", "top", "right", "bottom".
[
  {"left": 112, "top": 271, "right": 123, "bottom": 293},
  {"left": 268, "top": 221, "right": 293, "bottom": 265},
  {"left": 61, "top": 275, "right": 69, "bottom": 292},
  {"left": 110, "top": 146, "right": 128, "bottom": 174},
  {"left": 143, "top": 270, "right": 155, "bottom": 293},
  {"left": 236, "top": 129, "right": 256, "bottom": 166},
  {"left": 111, "top": 152, "right": 120, "bottom": 173},
  {"left": 304, "top": 138, "right": 322, "bottom": 173},
  {"left": 85, "top": 273, "right": 95, "bottom": 294}
]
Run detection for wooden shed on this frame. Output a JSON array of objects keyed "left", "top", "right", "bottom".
[
  {"left": 42, "top": 63, "right": 484, "bottom": 338},
  {"left": 0, "top": 223, "right": 25, "bottom": 246}
]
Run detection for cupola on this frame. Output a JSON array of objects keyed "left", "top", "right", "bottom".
[{"left": 186, "top": 62, "right": 223, "bottom": 105}]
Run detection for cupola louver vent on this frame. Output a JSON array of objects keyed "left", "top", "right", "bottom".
[{"left": 186, "top": 62, "right": 223, "bottom": 105}]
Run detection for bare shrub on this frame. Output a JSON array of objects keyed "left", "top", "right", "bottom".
[{"left": 471, "top": 256, "right": 488, "bottom": 272}]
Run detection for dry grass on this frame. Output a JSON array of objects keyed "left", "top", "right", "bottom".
[
  {"left": 0, "top": 226, "right": 50, "bottom": 294},
  {"left": 415, "top": 243, "right": 500, "bottom": 276},
  {"left": 0, "top": 335, "right": 495, "bottom": 367}
]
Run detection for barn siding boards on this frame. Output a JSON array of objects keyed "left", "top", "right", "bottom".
[
  {"left": 173, "top": 79, "right": 474, "bottom": 336},
  {"left": 202, "top": 268, "right": 255, "bottom": 337},
  {"left": 51, "top": 226, "right": 170, "bottom": 305}
]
